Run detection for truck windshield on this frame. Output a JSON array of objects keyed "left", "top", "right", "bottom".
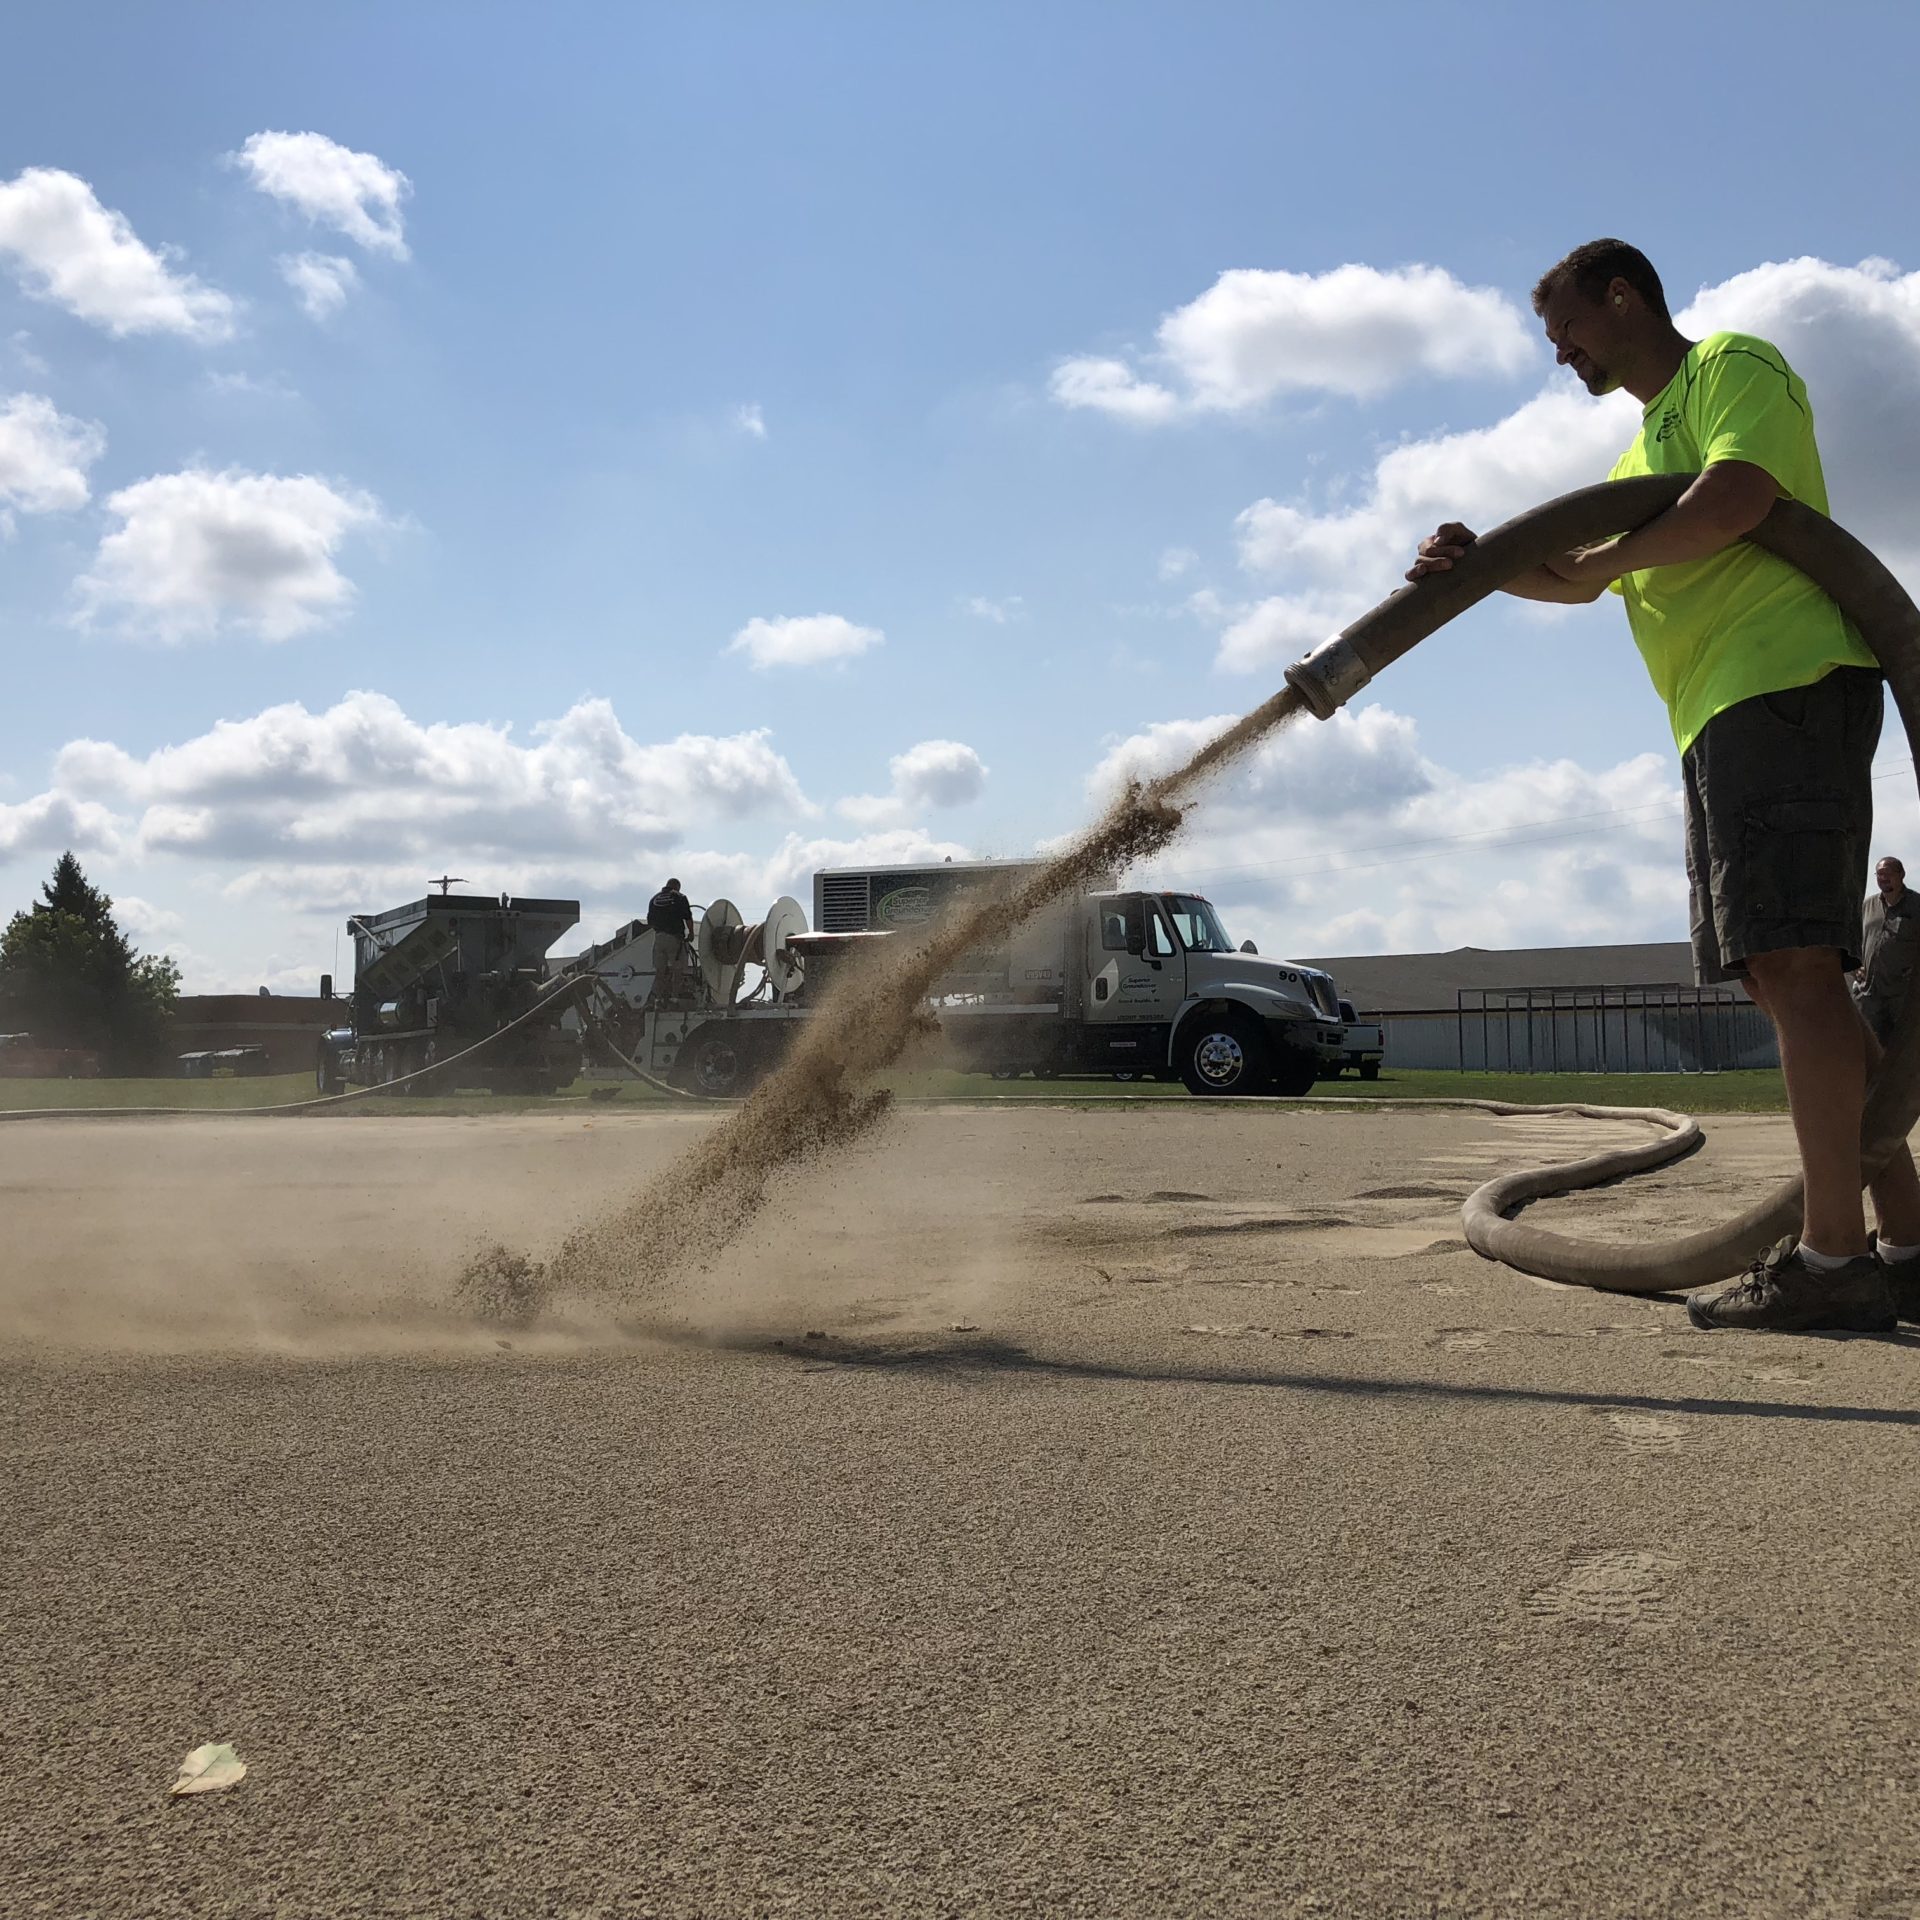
[{"left": 1164, "top": 896, "right": 1234, "bottom": 953}]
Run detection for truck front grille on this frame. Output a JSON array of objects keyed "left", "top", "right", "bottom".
[{"left": 1309, "top": 976, "right": 1340, "bottom": 1021}]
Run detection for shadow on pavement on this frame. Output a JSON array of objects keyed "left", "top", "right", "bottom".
[{"left": 695, "top": 1327, "right": 1920, "bottom": 1430}]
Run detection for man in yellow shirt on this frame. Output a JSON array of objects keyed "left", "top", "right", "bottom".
[{"left": 1412, "top": 238, "right": 1918, "bottom": 1333}]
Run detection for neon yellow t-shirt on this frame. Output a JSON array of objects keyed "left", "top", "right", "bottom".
[{"left": 1606, "top": 330, "right": 1875, "bottom": 755}]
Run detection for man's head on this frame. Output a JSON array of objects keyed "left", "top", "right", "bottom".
[
  {"left": 1877, "top": 856, "right": 1905, "bottom": 897},
  {"left": 1532, "top": 239, "right": 1673, "bottom": 398},
  {"left": 665, "top": 877, "right": 682, "bottom": 893}
]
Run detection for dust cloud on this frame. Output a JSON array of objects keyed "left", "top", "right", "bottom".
[{"left": 536, "top": 690, "right": 1310, "bottom": 1309}]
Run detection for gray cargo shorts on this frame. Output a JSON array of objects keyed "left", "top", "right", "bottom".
[
  {"left": 1857, "top": 989, "right": 1902, "bottom": 1048},
  {"left": 1681, "top": 665, "right": 1882, "bottom": 985}
]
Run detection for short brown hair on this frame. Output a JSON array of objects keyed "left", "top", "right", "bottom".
[{"left": 1532, "top": 240, "right": 1670, "bottom": 321}]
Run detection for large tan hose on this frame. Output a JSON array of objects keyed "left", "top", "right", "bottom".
[{"left": 1286, "top": 476, "right": 1920, "bottom": 1294}]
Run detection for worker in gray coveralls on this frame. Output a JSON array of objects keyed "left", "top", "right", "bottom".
[
  {"left": 1854, "top": 856, "right": 1920, "bottom": 1045},
  {"left": 646, "top": 878, "right": 695, "bottom": 1005}
]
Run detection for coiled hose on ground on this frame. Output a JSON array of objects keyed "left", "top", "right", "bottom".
[{"left": 1284, "top": 474, "right": 1920, "bottom": 1294}]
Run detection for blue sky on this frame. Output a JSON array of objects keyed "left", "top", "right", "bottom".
[{"left": 4, "top": 2, "right": 1920, "bottom": 987}]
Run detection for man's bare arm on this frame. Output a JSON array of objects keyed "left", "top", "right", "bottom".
[
  {"left": 1496, "top": 563, "right": 1610, "bottom": 604},
  {"left": 1407, "top": 523, "right": 1607, "bottom": 603},
  {"left": 1545, "top": 461, "right": 1779, "bottom": 587}
]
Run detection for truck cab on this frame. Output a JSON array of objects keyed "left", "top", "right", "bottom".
[{"left": 1082, "top": 891, "right": 1345, "bottom": 1095}]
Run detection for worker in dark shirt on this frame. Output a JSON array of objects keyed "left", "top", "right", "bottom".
[
  {"left": 1855, "top": 856, "right": 1920, "bottom": 1046},
  {"left": 646, "top": 878, "right": 695, "bottom": 1004}
]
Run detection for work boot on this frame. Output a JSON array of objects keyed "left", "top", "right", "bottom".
[
  {"left": 1685, "top": 1237, "right": 1896, "bottom": 1334},
  {"left": 1869, "top": 1237, "right": 1920, "bottom": 1326},
  {"left": 1889, "top": 1269, "right": 1920, "bottom": 1326}
]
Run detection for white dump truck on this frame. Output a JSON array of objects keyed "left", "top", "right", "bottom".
[{"left": 803, "top": 859, "right": 1348, "bottom": 1097}]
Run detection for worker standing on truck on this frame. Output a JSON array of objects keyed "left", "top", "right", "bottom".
[
  {"left": 1410, "top": 237, "right": 1919, "bottom": 1333},
  {"left": 1855, "top": 856, "right": 1920, "bottom": 1049},
  {"left": 646, "top": 877, "right": 695, "bottom": 1005}
]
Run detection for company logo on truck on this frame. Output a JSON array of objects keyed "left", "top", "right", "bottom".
[{"left": 874, "top": 884, "right": 935, "bottom": 927}]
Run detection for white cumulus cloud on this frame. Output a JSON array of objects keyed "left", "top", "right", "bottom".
[
  {"left": 893, "top": 740, "right": 989, "bottom": 808},
  {"left": 278, "top": 251, "right": 360, "bottom": 320},
  {"left": 838, "top": 739, "right": 990, "bottom": 825},
  {"left": 234, "top": 132, "right": 412, "bottom": 259},
  {"left": 0, "top": 167, "right": 235, "bottom": 342},
  {"left": 0, "top": 392, "right": 105, "bottom": 513},
  {"left": 1053, "top": 263, "right": 1537, "bottom": 421},
  {"left": 0, "top": 789, "right": 123, "bottom": 861},
  {"left": 74, "top": 467, "right": 387, "bottom": 643},
  {"left": 727, "top": 612, "right": 884, "bottom": 669},
  {"left": 1090, "top": 704, "right": 1435, "bottom": 816},
  {"left": 1049, "top": 356, "right": 1180, "bottom": 423},
  {"left": 1675, "top": 255, "right": 1920, "bottom": 574},
  {"left": 1216, "top": 385, "right": 1635, "bottom": 671},
  {"left": 44, "top": 692, "right": 814, "bottom": 886},
  {"left": 732, "top": 402, "right": 767, "bottom": 439},
  {"left": 110, "top": 895, "right": 184, "bottom": 941}
]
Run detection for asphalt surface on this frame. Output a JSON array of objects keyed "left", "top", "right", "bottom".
[{"left": 4, "top": 1105, "right": 1917, "bottom": 1918}]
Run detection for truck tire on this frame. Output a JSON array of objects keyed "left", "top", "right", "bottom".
[
  {"left": 682, "top": 1029, "right": 746, "bottom": 1097},
  {"left": 1359, "top": 1062, "right": 1380, "bottom": 1082},
  {"left": 1177, "top": 1013, "right": 1271, "bottom": 1097},
  {"left": 1269, "top": 1048, "right": 1319, "bottom": 1098},
  {"left": 315, "top": 1042, "right": 341, "bottom": 1097}
]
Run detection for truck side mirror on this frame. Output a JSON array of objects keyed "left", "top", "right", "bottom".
[
  {"left": 320, "top": 973, "right": 333, "bottom": 1001},
  {"left": 1124, "top": 923, "right": 1146, "bottom": 957},
  {"left": 1240, "top": 940, "right": 1258, "bottom": 955}
]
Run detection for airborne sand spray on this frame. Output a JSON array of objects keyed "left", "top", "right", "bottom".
[{"left": 500, "top": 691, "right": 1309, "bottom": 1309}]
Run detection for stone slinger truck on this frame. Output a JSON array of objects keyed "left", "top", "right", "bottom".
[{"left": 803, "top": 858, "right": 1347, "bottom": 1096}]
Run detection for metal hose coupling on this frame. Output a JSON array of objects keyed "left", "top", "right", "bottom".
[{"left": 1282, "top": 632, "right": 1374, "bottom": 721}]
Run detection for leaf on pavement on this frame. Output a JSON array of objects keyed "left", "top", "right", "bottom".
[{"left": 170, "top": 1742, "right": 247, "bottom": 1796}]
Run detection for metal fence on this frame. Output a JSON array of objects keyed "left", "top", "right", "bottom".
[{"left": 1438, "top": 982, "right": 1778, "bottom": 1075}]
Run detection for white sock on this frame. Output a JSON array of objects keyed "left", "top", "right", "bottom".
[
  {"left": 1796, "top": 1244, "right": 1855, "bottom": 1272},
  {"left": 1875, "top": 1237, "right": 1920, "bottom": 1264}
]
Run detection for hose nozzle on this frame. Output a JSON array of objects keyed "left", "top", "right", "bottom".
[{"left": 1282, "top": 633, "right": 1373, "bottom": 721}]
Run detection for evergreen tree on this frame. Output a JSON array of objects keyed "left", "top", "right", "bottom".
[{"left": 0, "top": 853, "right": 180, "bottom": 1071}]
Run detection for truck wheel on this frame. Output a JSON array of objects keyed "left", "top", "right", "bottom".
[
  {"left": 1359, "top": 1062, "right": 1380, "bottom": 1082},
  {"left": 1269, "top": 1049, "right": 1319, "bottom": 1098},
  {"left": 1177, "top": 1014, "right": 1270, "bottom": 1097},
  {"left": 315, "top": 1044, "right": 341, "bottom": 1097},
  {"left": 683, "top": 1031, "right": 745, "bottom": 1096}
]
